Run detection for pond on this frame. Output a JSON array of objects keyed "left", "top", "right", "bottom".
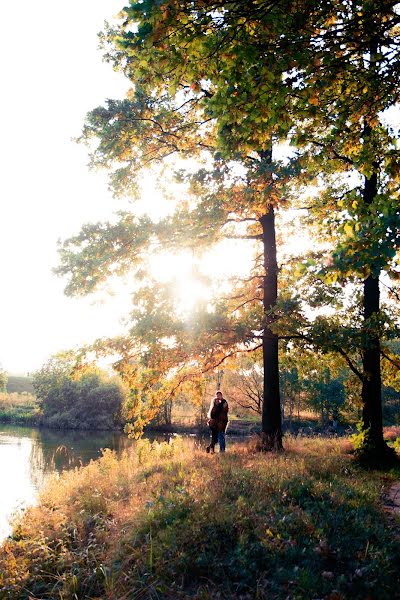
[{"left": 0, "top": 425, "right": 208, "bottom": 541}]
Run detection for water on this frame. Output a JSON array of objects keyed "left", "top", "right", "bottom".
[
  {"left": 0, "top": 425, "right": 235, "bottom": 541},
  {"left": 0, "top": 425, "right": 138, "bottom": 540}
]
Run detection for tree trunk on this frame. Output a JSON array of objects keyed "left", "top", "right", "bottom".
[
  {"left": 289, "top": 382, "right": 293, "bottom": 430},
  {"left": 361, "top": 274, "right": 383, "bottom": 441},
  {"left": 260, "top": 206, "right": 283, "bottom": 450},
  {"left": 359, "top": 171, "right": 394, "bottom": 464}
]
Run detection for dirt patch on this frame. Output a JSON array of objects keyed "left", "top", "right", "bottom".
[
  {"left": 382, "top": 481, "right": 400, "bottom": 542},
  {"left": 386, "top": 482, "right": 400, "bottom": 515}
]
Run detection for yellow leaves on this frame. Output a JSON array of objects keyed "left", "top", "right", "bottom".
[
  {"left": 309, "top": 94, "right": 319, "bottom": 107},
  {"left": 366, "top": 115, "right": 379, "bottom": 127},
  {"left": 344, "top": 223, "right": 355, "bottom": 239},
  {"left": 325, "top": 15, "right": 337, "bottom": 26},
  {"left": 265, "top": 527, "right": 274, "bottom": 537}
]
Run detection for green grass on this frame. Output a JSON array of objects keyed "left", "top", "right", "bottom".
[
  {"left": 0, "top": 437, "right": 399, "bottom": 599},
  {"left": 0, "top": 393, "right": 40, "bottom": 425}
]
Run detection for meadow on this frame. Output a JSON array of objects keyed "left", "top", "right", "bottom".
[
  {"left": 0, "top": 437, "right": 399, "bottom": 599},
  {"left": 0, "top": 393, "right": 39, "bottom": 426}
]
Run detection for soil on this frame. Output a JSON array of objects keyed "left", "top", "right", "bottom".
[{"left": 386, "top": 482, "right": 400, "bottom": 516}]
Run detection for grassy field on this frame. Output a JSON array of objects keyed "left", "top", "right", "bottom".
[
  {"left": 0, "top": 375, "right": 38, "bottom": 425},
  {"left": 0, "top": 437, "right": 399, "bottom": 599},
  {"left": 0, "top": 392, "right": 40, "bottom": 425}
]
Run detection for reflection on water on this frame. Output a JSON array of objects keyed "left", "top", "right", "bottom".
[
  {"left": 0, "top": 426, "right": 208, "bottom": 541},
  {"left": 0, "top": 426, "right": 138, "bottom": 541}
]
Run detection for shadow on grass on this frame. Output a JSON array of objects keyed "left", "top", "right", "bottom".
[{"left": 1, "top": 441, "right": 399, "bottom": 599}]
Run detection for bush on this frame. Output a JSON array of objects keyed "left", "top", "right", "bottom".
[{"left": 33, "top": 354, "right": 129, "bottom": 430}]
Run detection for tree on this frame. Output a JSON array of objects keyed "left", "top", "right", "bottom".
[
  {"left": 0, "top": 366, "right": 7, "bottom": 393},
  {"left": 57, "top": 0, "right": 320, "bottom": 447},
  {"left": 280, "top": 367, "right": 301, "bottom": 426},
  {"left": 286, "top": 0, "right": 400, "bottom": 463},
  {"left": 305, "top": 368, "right": 345, "bottom": 428},
  {"left": 33, "top": 353, "right": 129, "bottom": 430},
  {"left": 57, "top": 1, "right": 399, "bottom": 461}
]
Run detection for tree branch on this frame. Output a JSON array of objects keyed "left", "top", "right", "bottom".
[
  {"left": 231, "top": 296, "right": 262, "bottom": 313},
  {"left": 305, "top": 139, "right": 354, "bottom": 166},
  {"left": 202, "top": 344, "right": 263, "bottom": 373},
  {"left": 381, "top": 350, "right": 400, "bottom": 370},
  {"left": 224, "top": 233, "right": 263, "bottom": 240}
]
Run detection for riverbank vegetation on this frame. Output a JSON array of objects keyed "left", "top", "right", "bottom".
[
  {"left": 0, "top": 356, "right": 129, "bottom": 430},
  {"left": 31, "top": 353, "right": 129, "bottom": 431},
  {"left": 1, "top": 350, "right": 399, "bottom": 436},
  {"left": 1, "top": 438, "right": 399, "bottom": 599},
  {"left": 0, "top": 393, "right": 39, "bottom": 426}
]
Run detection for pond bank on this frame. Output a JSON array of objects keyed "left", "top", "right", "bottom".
[{"left": 1, "top": 437, "right": 399, "bottom": 599}]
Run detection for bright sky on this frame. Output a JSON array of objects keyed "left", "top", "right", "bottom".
[
  {"left": 0, "top": 1, "right": 255, "bottom": 376},
  {"left": 0, "top": 0, "right": 133, "bottom": 374},
  {"left": 2, "top": 3, "right": 395, "bottom": 376}
]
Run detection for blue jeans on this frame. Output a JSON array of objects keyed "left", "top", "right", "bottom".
[{"left": 218, "top": 431, "right": 226, "bottom": 452}]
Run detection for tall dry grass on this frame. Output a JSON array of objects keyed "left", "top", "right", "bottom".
[{"left": 0, "top": 437, "right": 399, "bottom": 599}]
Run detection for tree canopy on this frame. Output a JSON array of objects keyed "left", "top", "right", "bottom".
[{"left": 56, "top": 0, "right": 400, "bottom": 462}]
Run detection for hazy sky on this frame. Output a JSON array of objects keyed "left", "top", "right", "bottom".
[
  {"left": 2, "top": 3, "right": 397, "bottom": 376},
  {"left": 0, "top": 1, "right": 133, "bottom": 374}
]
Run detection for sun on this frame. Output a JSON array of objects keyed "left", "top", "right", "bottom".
[{"left": 148, "top": 240, "right": 256, "bottom": 314}]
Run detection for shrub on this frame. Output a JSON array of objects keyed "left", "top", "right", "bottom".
[{"left": 33, "top": 354, "right": 129, "bottom": 430}]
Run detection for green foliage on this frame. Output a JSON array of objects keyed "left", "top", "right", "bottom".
[
  {"left": 351, "top": 421, "right": 398, "bottom": 467},
  {"left": 0, "top": 392, "right": 40, "bottom": 425},
  {"left": 352, "top": 421, "right": 371, "bottom": 453},
  {"left": 305, "top": 368, "right": 345, "bottom": 421},
  {"left": 32, "top": 353, "right": 129, "bottom": 430}
]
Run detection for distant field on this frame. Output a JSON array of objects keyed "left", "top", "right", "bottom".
[
  {"left": 6, "top": 375, "right": 34, "bottom": 394},
  {"left": 0, "top": 391, "right": 39, "bottom": 425}
]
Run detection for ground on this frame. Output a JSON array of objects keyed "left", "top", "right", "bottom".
[{"left": 0, "top": 436, "right": 399, "bottom": 599}]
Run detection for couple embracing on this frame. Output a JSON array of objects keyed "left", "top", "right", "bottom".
[{"left": 206, "top": 390, "right": 229, "bottom": 453}]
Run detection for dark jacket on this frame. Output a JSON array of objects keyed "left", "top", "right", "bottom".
[{"left": 210, "top": 398, "right": 229, "bottom": 432}]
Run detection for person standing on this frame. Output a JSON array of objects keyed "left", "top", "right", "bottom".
[
  {"left": 206, "top": 396, "right": 219, "bottom": 453},
  {"left": 206, "top": 390, "right": 229, "bottom": 453}
]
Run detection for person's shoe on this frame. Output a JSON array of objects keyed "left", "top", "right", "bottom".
[{"left": 206, "top": 446, "right": 210, "bottom": 453}]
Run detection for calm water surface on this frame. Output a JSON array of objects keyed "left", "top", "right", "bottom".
[
  {"left": 0, "top": 426, "right": 162, "bottom": 541},
  {"left": 0, "top": 426, "right": 229, "bottom": 541}
]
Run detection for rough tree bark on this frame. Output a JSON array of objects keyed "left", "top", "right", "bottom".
[
  {"left": 260, "top": 178, "right": 283, "bottom": 450},
  {"left": 359, "top": 170, "right": 394, "bottom": 463}
]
